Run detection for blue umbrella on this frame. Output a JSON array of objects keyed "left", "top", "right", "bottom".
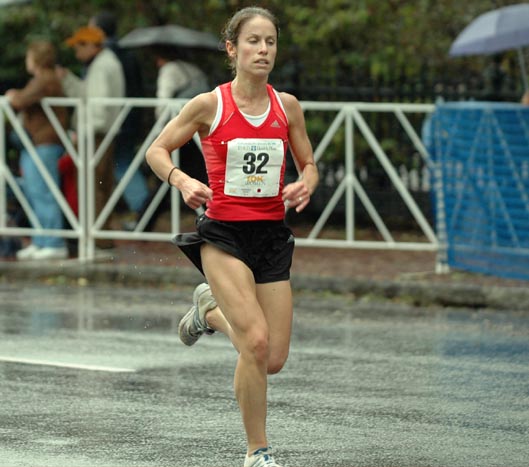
[{"left": 449, "top": 3, "right": 529, "bottom": 90}]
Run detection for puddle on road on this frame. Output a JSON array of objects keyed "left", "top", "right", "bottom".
[{"left": 0, "top": 284, "right": 185, "bottom": 335}]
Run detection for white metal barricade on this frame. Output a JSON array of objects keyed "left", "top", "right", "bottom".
[
  {"left": 0, "top": 96, "right": 438, "bottom": 263},
  {"left": 0, "top": 96, "right": 86, "bottom": 256},
  {"left": 298, "top": 101, "right": 437, "bottom": 251}
]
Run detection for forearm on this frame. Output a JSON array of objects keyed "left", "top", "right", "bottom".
[
  {"left": 300, "top": 161, "right": 319, "bottom": 194},
  {"left": 146, "top": 146, "right": 178, "bottom": 184},
  {"left": 5, "top": 81, "right": 43, "bottom": 110}
]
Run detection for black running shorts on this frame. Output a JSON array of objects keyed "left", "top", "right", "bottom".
[{"left": 173, "top": 214, "right": 295, "bottom": 284}]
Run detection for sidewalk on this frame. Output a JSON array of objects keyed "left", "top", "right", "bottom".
[{"left": 2, "top": 237, "right": 529, "bottom": 311}]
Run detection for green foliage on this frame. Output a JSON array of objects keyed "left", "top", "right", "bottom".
[{"left": 1, "top": 0, "right": 526, "bottom": 92}]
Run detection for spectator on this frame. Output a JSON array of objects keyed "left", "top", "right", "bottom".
[
  {"left": 6, "top": 40, "right": 69, "bottom": 260},
  {"left": 133, "top": 47, "right": 211, "bottom": 232},
  {"left": 482, "top": 54, "right": 507, "bottom": 101},
  {"left": 58, "top": 25, "right": 125, "bottom": 249},
  {"left": 154, "top": 46, "right": 210, "bottom": 121},
  {"left": 89, "top": 11, "right": 149, "bottom": 218},
  {"left": 521, "top": 90, "right": 529, "bottom": 105}
]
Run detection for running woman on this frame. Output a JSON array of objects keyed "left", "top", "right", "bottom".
[{"left": 146, "top": 7, "right": 318, "bottom": 467}]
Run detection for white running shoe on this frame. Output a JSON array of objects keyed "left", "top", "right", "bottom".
[
  {"left": 31, "top": 246, "right": 68, "bottom": 260},
  {"left": 244, "top": 447, "right": 283, "bottom": 467},
  {"left": 16, "top": 244, "right": 40, "bottom": 260},
  {"left": 178, "top": 283, "right": 217, "bottom": 346}
]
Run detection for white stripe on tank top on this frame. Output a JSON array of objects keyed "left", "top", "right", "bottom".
[{"left": 208, "top": 87, "right": 288, "bottom": 135}]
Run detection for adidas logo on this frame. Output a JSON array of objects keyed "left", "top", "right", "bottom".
[{"left": 270, "top": 120, "right": 281, "bottom": 128}]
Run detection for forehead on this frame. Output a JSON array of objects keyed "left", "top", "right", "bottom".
[{"left": 239, "top": 15, "right": 277, "bottom": 37}]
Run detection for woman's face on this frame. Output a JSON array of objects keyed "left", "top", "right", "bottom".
[{"left": 227, "top": 15, "right": 277, "bottom": 77}]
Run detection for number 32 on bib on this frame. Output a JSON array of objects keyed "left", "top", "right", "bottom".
[{"left": 224, "top": 138, "right": 284, "bottom": 197}]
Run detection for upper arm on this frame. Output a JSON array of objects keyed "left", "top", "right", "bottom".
[
  {"left": 150, "top": 91, "right": 216, "bottom": 152},
  {"left": 281, "top": 92, "right": 314, "bottom": 170},
  {"left": 280, "top": 92, "right": 319, "bottom": 194}
]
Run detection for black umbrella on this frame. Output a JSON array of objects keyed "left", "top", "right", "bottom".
[{"left": 119, "top": 24, "right": 220, "bottom": 51}]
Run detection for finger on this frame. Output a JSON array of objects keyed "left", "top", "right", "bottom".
[
  {"left": 295, "top": 195, "right": 309, "bottom": 212},
  {"left": 295, "top": 200, "right": 306, "bottom": 213}
]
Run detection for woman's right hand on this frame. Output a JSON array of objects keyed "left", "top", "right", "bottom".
[{"left": 179, "top": 177, "right": 213, "bottom": 210}]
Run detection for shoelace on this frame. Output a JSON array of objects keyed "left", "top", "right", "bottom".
[
  {"left": 192, "top": 306, "right": 214, "bottom": 335},
  {"left": 246, "top": 448, "right": 280, "bottom": 467}
]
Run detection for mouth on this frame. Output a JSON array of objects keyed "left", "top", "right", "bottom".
[{"left": 255, "top": 59, "right": 269, "bottom": 66}]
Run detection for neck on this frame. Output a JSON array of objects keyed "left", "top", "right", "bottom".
[{"left": 231, "top": 76, "right": 268, "bottom": 100}]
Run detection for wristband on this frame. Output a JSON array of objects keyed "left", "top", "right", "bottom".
[{"left": 167, "top": 166, "right": 179, "bottom": 186}]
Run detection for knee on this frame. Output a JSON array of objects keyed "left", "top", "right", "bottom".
[
  {"left": 241, "top": 329, "right": 270, "bottom": 366},
  {"left": 267, "top": 350, "right": 289, "bottom": 375}
]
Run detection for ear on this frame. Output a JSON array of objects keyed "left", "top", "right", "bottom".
[{"left": 225, "top": 40, "right": 237, "bottom": 59}]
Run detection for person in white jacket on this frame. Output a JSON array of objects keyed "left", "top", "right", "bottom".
[
  {"left": 154, "top": 48, "right": 210, "bottom": 121},
  {"left": 59, "top": 26, "right": 125, "bottom": 248}
]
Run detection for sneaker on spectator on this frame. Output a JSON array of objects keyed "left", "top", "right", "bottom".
[
  {"left": 178, "top": 283, "right": 216, "bottom": 346},
  {"left": 244, "top": 447, "right": 283, "bottom": 467},
  {"left": 16, "top": 244, "right": 40, "bottom": 261},
  {"left": 31, "top": 246, "right": 68, "bottom": 260}
]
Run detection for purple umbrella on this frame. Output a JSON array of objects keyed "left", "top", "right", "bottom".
[{"left": 449, "top": 3, "right": 529, "bottom": 90}]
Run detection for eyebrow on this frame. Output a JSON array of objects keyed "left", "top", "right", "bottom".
[{"left": 246, "top": 33, "right": 276, "bottom": 40}]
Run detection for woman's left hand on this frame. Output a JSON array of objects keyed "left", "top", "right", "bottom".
[{"left": 282, "top": 181, "right": 311, "bottom": 213}]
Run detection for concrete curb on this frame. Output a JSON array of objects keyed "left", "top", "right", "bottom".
[{"left": 1, "top": 262, "right": 528, "bottom": 311}]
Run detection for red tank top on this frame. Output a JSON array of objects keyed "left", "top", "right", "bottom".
[{"left": 200, "top": 82, "right": 289, "bottom": 221}]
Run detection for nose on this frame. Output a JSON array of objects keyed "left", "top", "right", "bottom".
[{"left": 259, "top": 40, "right": 268, "bottom": 54}]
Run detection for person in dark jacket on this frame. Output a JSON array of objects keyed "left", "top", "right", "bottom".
[{"left": 89, "top": 11, "right": 149, "bottom": 217}]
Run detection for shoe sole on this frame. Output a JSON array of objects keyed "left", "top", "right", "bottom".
[{"left": 178, "top": 306, "right": 199, "bottom": 346}]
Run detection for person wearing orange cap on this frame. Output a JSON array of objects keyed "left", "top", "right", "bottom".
[{"left": 58, "top": 25, "right": 125, "bottom": 249}]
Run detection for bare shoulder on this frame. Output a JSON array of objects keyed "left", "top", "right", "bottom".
[
  {"left": 179, "top": 89, "right": 218, "bottom": 128},
  {"left": 276, "top": 91, "right": 300, "bottom": 108},
  {"left": 185, "top": 90, "right": 217, "bottom": 116},
  {"left": 276, "top": 91, "right": 304, "bottom": 122}
]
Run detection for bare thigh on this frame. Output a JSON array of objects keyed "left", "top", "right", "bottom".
[
  {"left": 200, "top": 244, "right": 293, "bottom": 372},
  {"left": 200, "top": 244, "right": 267, "bottom": 347}
]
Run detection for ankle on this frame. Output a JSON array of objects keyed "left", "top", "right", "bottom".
[
  {"left": 247, "top": 445, "right": 269, "bottom": 456},
  {"left": 204, "top": 308, "right": 216, "bottom": 330}
]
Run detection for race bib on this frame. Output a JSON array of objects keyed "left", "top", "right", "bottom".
[{"left": 224, "top": 138, "right": 284, "bottom": 197}]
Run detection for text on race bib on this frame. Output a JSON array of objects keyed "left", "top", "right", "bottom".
[{"left": 224, "top": 138, "right": 284, "bottom": 197}]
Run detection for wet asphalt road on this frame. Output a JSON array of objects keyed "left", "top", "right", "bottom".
[{"left": 0, "top": 282, "right": 528, "bottom": 467}]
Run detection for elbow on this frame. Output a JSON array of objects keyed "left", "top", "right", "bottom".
[
  {"left": 145, "top": 146, "right": 155, "bottom": 168},
  {"left": 145, "top": 144, "right": 162, "bottom": 169}
]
